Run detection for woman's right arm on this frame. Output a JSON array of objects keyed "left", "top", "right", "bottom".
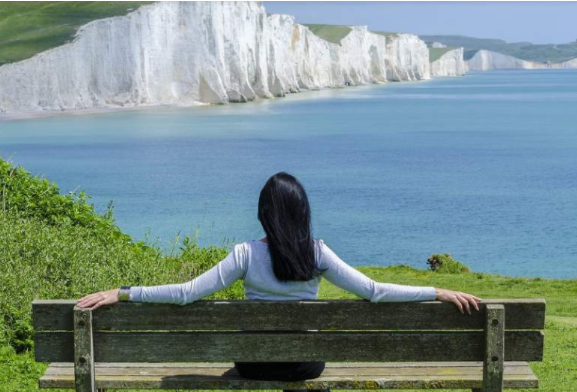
[
  {"left": 130, "top": 243, "right": 247, "bottom": 305},
  {"left": 78, "top": 243, "right": 247, "bottom": 310},
  {"left": 318, "top": 241, "right": 481, "bottom": 314}
]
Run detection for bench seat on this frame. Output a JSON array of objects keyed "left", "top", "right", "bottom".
[{"left": 40, "top": 362, "right": 538, "bottom": 390}]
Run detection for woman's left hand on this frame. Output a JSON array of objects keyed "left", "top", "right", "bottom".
[
  {"left": 77, "top": 288, "right": 119, "bottom": 310},
  {"left": 435, "top": 288, "right": 482, "bottom": 315}
]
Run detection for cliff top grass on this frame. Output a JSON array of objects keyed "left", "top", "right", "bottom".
[
  {"left": 373, "top": 30, "right": 399, "bottom": 38},
  {"left": 0, "top": 1, "right": 153, "bottom": 66},
  {"left": 429, "top": 47, "right": 457, "bottom": 62},
  {"left": 303, "top": 23, "right": 352, "bottom": 45},
  {"left": 421, "top": 34, "right": 577, "bottom": 63}
]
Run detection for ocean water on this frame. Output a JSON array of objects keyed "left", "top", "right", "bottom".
[{"left": 1, "top": 70, "right": 576, "bottom": 278}]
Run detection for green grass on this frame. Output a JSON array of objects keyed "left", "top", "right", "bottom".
[
  {"left": 303, "top": 24, "right": 352, "bottom": 45},
  {"left": 548, "top": 316, "right": 577, "bottom": 326},
  {"left": 421, "top": 35, "right": 577, "bottom": 63},
  {"left": 429, "top": 47, "right": 457, "bottom": 63},
  {"left": 0, "top": 1, "right": 153, "bottom": 66},
  {"left": 1, "top": 156, "right": 576, "bottom": 391},
  {"left": 373, "top": 31, "right": 399, "bottom": 38}
]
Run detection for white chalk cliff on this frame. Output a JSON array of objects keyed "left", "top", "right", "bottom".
[
  {"left": 430, "top": 48, "right": 466, "bottom": 77},
  {"left": 430, "top": 42, "right": 447, "bottom": 48},
  {"left": 467, "top": 49, "right": 577, "bottom": 71},
  {"left": 558, "top": 58, "right": 577, "bottom": 68},
  {"left": 466, "top": 50, "right": 545, "bottom": 71},
  {"left": 0, "top": 1, "right": 433, "bottom": 114},
  {"left": 385, "top": 34, "right": 431, "bottom": 81}
]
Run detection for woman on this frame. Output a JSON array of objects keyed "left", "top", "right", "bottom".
[{"left": 78, "top": 172, "right": 481, "bottom": 387}]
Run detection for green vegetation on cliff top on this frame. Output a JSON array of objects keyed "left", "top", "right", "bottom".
[
  {"left": 0, "top": 1, "right": 153, "bottom": 65},
  {"left": 1, "top": 155, "right": 577, "bottom": 391},
  {"left": 421, "top": 34, "right": 577, "bottom": 63},
  {"left": 302, "top": 24, "right": 352, "bottom": 45},
  {"left": 428, "top": 47, "right": 457, "bottom": 62},
  {"left": 2, "top": 3, "right": 576, "bottom": 68},
  {"left": 304, "top": 26, "right": 402, "bottom": 45},
  {"left": 373, "top": 31, "right": 399, "bottom": 38}
]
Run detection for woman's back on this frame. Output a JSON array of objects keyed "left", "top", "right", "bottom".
[{"left": 243, "top": 240, "right": 321, "bottom": 301}]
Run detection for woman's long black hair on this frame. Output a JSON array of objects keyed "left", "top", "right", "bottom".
[{"left": 258, "top": 172, "right": 319, "bottom": 281}]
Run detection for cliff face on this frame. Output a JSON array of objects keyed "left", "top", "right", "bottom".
[
  {"left": 263, "top": 17, "right": 392, "bottom": 96},
  {"left": 339, "top": 26, "right": 390, "bottom": 85},
  {"left": 430, "top": 48, "right": 466, "bottom": 77},
  {"left": 467, "top": 49, "right": 577, "bottom": 71},
  {"left": 385, "top": 34, "right": 431, "bottom": 81},
  {"left": 556, "top": 58, "right": 577, "bottom": 69},
  {"left": 0, "top": 2, "right": 269, "bottom": 112},
  {"left": 466, "top": 50, "right": 544, "bottom": 71},
  {"left": 0, "top": 2, "right": 433, "bottom": 114}
]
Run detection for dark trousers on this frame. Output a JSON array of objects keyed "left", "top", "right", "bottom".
[{"left": 234, "top": 361, "right": 328, "bottom": 392}]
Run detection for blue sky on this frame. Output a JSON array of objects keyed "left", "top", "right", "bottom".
[{"left": 263, "top": 2, "right": 577, "bottom": 45}]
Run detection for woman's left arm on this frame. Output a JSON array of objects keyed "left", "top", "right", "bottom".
[
  {"left": 318, "top": 241, "right": 482, "bottom": 314},
  {"left": 77, "top": 244, "right": 247, "bottom": 310}
]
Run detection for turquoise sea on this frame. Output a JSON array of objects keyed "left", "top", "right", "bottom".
[{"left": 1, "top": 70, "right": 576, "bottom": 278}]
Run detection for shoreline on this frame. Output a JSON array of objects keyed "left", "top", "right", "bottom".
[
  {"left": 0, "top": 81, "right": 400, "bottom": 122},
  {"left": 0, "top": 102, "right": 209, "bottom": 122},
  {"left": 4, "top": 68, "right": 577, "bottom": 122}
]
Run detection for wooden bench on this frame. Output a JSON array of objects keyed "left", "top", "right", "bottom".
[{"left": 33, "top": 299, "right": 545, "bottom": 392}]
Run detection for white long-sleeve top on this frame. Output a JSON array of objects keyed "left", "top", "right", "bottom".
[{"left": 130, "top": 240, "right": 436, "bottom": 304}]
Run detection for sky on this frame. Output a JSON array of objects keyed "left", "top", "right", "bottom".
[{"left": 263, "top": 2, "right": 577, "bottom": 45}]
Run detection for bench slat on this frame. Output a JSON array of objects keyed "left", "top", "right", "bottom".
[
  {"left": 39, "top": 362, "right": 539, "bottom": 390},
  {"left": 35, "top": 331, "right": 544, "bottom": 363},
  {"left": 32, "top": 299, "right": 546, "bottom": 332},
  {"left": 44, "top": 364, "right": 536, "bottom": 377},
  {"left": 43, "top": 361, "right": 534, "bottom": 369}
]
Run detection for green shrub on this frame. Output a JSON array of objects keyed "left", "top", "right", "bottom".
[
  {"left": 0, "top": 157, "right": 240, "bottom": 352},
  {"left": 427, "top": 253, "right": 471, "bottom": 274},
  {"left": 0, "top": 158, "right": 130, "bottom": 242},
  {"left": 0, "top": 209, "right": 242, "bottom": 352}
]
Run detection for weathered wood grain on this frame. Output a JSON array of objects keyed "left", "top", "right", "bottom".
[
  {"left": 44, "top": 363, "right": 535, "bottom": 377},
  {"left": 43, "top": 361, "right": 533, "bottom": 369},
  {"left": 35, "top": 330, "right": 544, "bottom": 363},
  {"left": 483, "top": 305, "right": 505, "bottom": 392},
  {"left": 39, "top": 362, "right": 539, "bottom": 390},
  {"left": 73, "top": 307, "right": 95, "bottom": 392},
  {"left": 32, "top": 299, "right": 546, "bottom": 332}
]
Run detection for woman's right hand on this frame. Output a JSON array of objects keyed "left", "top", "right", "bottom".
[
  {"left": 77, "top": 288, "right": 120, "bottom": 310},
  {"left": 435, "top": 288, "right": 482, "bottom": 314}
]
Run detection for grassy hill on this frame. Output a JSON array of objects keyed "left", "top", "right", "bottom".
[
  {"left": 1, "top": 155, "right": 577, "bottom": 391},
  {"left": 302, "top": 23, "right": 352, "bottom": 44},
  {"left": 429, "top": 47, "right": 456, "bottom": 62},
  {"left": 421, "top": 35, "right": 577, "bottom": 63},
  {"left": 305, "top": 26, "right": 401, "bottom": 45},
  {"left": 0, "top": 1, "right": 153, "bottom": 66}
]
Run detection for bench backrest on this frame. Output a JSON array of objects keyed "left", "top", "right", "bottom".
[{"left": 33, "top": 299, "right": 544, "bottom": 363}]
